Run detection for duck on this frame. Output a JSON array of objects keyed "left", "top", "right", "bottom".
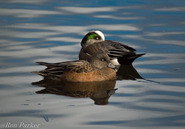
[
  {"left": 33, "top": 53, "right": 116, "bottom": 82},
  {"left": 79, "top": 30, "right": 145, "bottom": 65}
]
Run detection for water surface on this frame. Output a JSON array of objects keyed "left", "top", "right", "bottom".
[{"left": 0, "top": 0, "right": 185, "bottom": 129}]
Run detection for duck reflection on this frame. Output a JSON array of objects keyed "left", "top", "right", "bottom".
[
  {"left": 32, "top": 78, "right": 117, "bottom": 105},
  {"left": 32, "top": 64, "right": 142, "bottom": 105}
]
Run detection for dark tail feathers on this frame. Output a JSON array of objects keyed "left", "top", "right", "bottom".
[{"left": 118, "top": 53, "right": 145, "bottom": 65}]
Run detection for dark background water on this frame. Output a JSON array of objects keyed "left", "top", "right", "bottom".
[{"left": 0, "top": 0, "right": 185, "bottom": 129}]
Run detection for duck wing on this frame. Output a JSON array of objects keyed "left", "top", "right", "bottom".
[
  {"left": 100, "top": 40, "right": 145, "bottom": 64},
  {"left": 33, "top": 60, "right": 93, "bottom": 77}
]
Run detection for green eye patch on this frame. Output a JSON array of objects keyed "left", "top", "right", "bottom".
[{"left": 87, "top": 33, "right": 99, "bottom": 40}]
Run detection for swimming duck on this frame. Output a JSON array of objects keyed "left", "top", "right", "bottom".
[
  {"left": 33, "top": 53, "right": 116, "bottom": 82},
  {"left": 79, "top": 31, "right": 145, "bottom": 65}
]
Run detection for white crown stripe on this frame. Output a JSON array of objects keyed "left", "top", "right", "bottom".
[{"left": 95, "top": 31, "right": 105, "bottom": 41}]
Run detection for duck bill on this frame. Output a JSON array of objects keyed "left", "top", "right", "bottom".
[{"left": 108, "top": 63, "right": 116, "bottom": 70}]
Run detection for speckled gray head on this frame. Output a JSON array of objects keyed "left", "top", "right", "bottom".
[{"left": 81, "top": 30, "right": 105, "bottom": 48}]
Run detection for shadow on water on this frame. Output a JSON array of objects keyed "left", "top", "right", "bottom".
[
  {"left": 33, "top": 79, "right": 117, "bottom": 105},
  {"left": 32, "top": 64, "right": 143, "bottom": 105}
]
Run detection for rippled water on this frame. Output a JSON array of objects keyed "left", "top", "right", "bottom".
[{"left": 0, "top": 0, "right": 185, "bottom": 129}]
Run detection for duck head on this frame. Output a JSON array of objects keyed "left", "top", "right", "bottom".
[
  {"left": 81, "top": 30, "right": 105, "bottom": 48},
  {"left": 88, "top": 53, "right": 115, "bottom": 70}
]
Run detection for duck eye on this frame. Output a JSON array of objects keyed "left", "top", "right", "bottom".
[
  {"left": 95, "top": 36, "right": 100, "bottom": 40},
  {"left": 101, "top": 58, "right": 106, "bottom": 62}
]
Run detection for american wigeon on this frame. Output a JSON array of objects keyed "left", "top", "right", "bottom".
[
  {"left": 33, "top": 53, "right": 116, "bottom": 82},
  {"left": 79, "top": 31, "right": 145, "bottom": 65}
]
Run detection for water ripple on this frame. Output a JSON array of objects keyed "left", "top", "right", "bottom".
[{"left": 0, "top": 0, "right": 185, "bottom": 129}]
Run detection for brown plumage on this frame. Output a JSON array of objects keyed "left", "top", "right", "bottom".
[{"left": 33, "top": 53, "right": 116, "bottom": 82}]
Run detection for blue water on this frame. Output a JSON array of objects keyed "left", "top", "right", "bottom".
[{"left": 0, "top": 0, "right": 185, "bottom": 129}]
